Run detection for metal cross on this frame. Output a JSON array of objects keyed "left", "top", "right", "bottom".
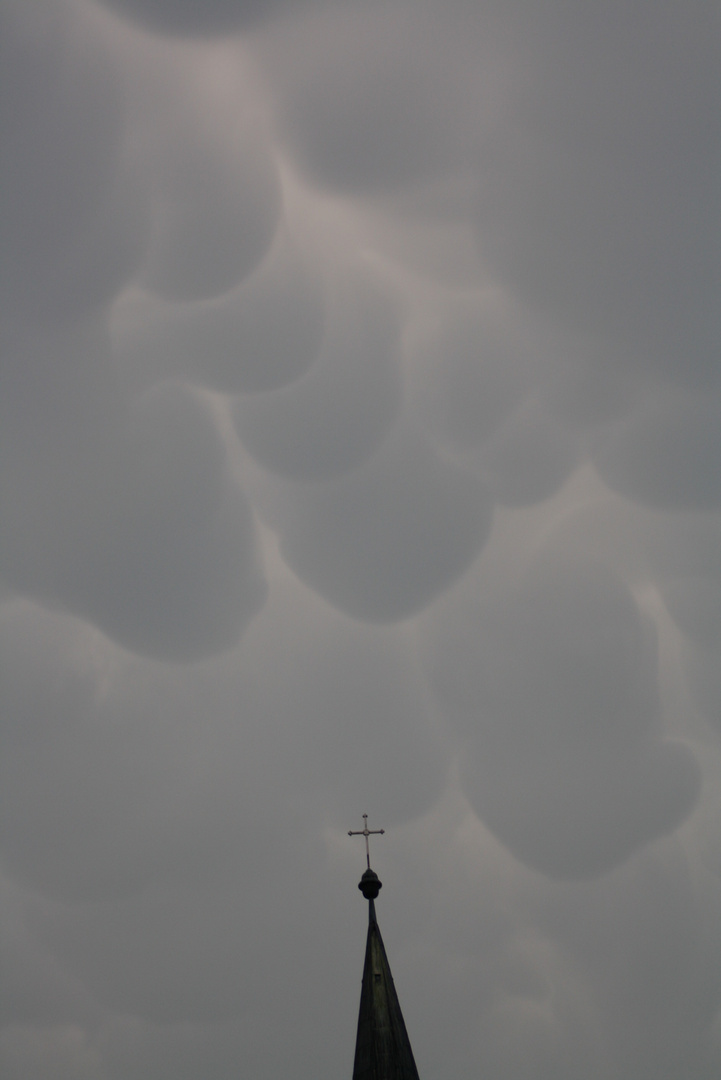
[{"left": 348, "top": 814, "right": 385, "bottom": 869}]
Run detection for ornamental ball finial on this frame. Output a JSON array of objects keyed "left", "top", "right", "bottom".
[{"left": 358, "top": 867, "right": 382, "bottom": 900}]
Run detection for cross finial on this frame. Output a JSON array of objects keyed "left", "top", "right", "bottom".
[{"left": 348, "top": 813, "right": 385, "bottom": 869}]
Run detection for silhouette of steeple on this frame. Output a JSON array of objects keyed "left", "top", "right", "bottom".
[{"left": 349, "top": 818, "right": 421, "bottom": 1080}]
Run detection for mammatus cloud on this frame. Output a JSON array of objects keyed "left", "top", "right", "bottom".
[
  {"left": 257, "top": 4, "right": 483, "bottom": 195},
  {"left": 96, "top": 0, "right": 303, "bottom": 35},
  {"left": 135, "top": 105, "right": 281, "bottom": 303},
  {"left": 231, "top": 262, "right": 403, "bottom": 479},
  {"left": 595, "top": 390, "right": 721, "bottom": 510},
  {"left": 113, "top": 225, "right": 326, "bottom": 394},
  {"left": 419, "top": 554, "right": 701, "bottom": 877},
  {"left": 407, "top": 298, "right": 582, "bottom": 505},
  {"left": 249, "top": 414, "right": 493, "bottom": 622},
  {"left": 473, "top": 2, "right": 719, "bottom": 382},
  {"left": 1, "top": 370, "right": 266, "bottom": 660},
  {"left": 0, "top": 0, "right": 147, "bottom": 327},
  {"left": 1, "top": 0, "right": 719, "bottom": 1077}
]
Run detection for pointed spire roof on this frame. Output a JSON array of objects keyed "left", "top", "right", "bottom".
[{"left": 351, "top": 865, "right": 421, "bottom": 1080}]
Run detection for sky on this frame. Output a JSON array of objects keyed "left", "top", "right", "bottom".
[{"left": 0, "top": 0, "right": 719, "bottom": 1077}]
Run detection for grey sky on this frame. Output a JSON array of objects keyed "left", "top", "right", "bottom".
[{"left": 1, "top": 1, "right": 720, "bottom": 1077}]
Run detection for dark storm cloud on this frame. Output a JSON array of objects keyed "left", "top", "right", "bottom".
[
  {"left": 0, "top": 569, "right": 445, "bottom": 904},
  {"left": 94, "top": 0, "right": 306, "bottom": 35},
  {"left": 408, "top": 300, "right": 539, "bottom": 453},
  {"left": 473, "top": 397, "right": 581, "bottom": 506},
  {"left": 1, "top": 1, "right": 720, "bottom": 1078},
  {"left": 250, "top": 413, "right": 494, "bottom": 622},
  {"left": 677, "top": 639, "right": 721, "bottom": 733},
  {"left": 0, "top": 0, "right": 149, "bottom": 328},
  {"left": 0, "top": 874, "right": 98, "bottom": 1028},
  {"left": 1, "top": 375, "right": 266, "bottom": 661},
  {"left": 407, "top": 298, "right": 582, "bottom": 505},
  {"left": 660, "top": 574, "right": 721, "bottom": 731},
  {"left": 530, "top": 842, "right": 721, "bottom": 1080},
  {"left": 419, "top": 554, "right": 701, "bottom": 877},
  {"left": 66, "top": 382, "right": 266, "bottom": 660},
  {"left": 232, "top": 262, "right": 402, "bottom": 479},
  {"left": 1, "top": 2, "right": 271, "bottom": 660},
  {"left": 258, "top": 4, "right": 481, "bottom": 194},
  {"left": 661, "top": 576, "right": 721, "bottom": 648},
  {"left": 473, "top": 1, "right": 719, "bottom": 382},
  {"left": 594, "top": 390, "right": 721, "bottom": 510},
  {"left": 135, "top": 106, "right": 281, "bottom": 303},
  {"left": 0, "top": 581, "right": 448, "bottom": 1050},
  {"left": 113, "top": 225, "right": 326, "bottom": 394}
]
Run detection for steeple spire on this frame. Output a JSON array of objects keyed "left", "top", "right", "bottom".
[{"left": 349, "top": 817, "right": 421, "bottom": 1080}]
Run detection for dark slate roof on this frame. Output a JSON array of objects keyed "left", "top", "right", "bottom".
[{"left": 352, "top": 870, "right": 421, "bottom": 1080}]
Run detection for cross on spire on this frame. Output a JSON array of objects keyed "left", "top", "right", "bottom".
[{"left": 348, "top": 813, "right": 385, "bottom": 869}]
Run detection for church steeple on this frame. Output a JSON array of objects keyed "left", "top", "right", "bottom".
[{"left": 349, "top": 818, "right": 421, "bottom": 1080}]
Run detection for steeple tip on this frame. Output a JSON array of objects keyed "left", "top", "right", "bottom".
[{"left": 350, "top": 862, "right": 421, "bottom": 1079}]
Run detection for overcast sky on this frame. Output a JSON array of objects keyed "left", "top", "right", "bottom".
[{"left": 1, "top": 1, "right": 720, "bottom": 1077}]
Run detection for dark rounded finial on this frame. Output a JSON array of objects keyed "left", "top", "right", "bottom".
[{"left": 358, "top": 867, "right": 382, "bottom": 900}]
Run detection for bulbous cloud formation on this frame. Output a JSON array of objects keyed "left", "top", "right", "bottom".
[
  {"left": 250, "top": 415, "right": 494, "bottom": 622},
  {"left": 0, "top": 371, "right": 267, "bottom": 661},
  {"left": 2, "top": 1, "right": 721, "bottom": 1078},
  {"left": 473, "top": 1, "right": 719, "bottom": 383},
  {"left": 407, "top": 298, "right": 581, "bottom": 506},
  {"left": 663, "top": 575, "right": 721, "bottom": 733},
  {"left": 258, "top": 3, "right": 482, "bottom": 194},
  {"left": 113, "top": 226, "right": 326, "bottom": 394},
  {"left": 0, "top": 573, "right": 446, "bottom": 908},
  {"left": 419, "top": 554, "right": 701, "bottom": 878},
  {"left": 0, "top": 0, "right": 149, "bottom": 326},
  {"left": 95, "top": 0, "right": 303, "bottom": 35},
  {"left": 135, "top": 103, "right": 281, "bottom": 302},
  {"left": 0, "top": 0, "right": 271, "bottom": 661},
  {"left": 232, "top": 262, "right": 403, "bottom": 479},
  {"left": 594, "top": 390, "right": 721, "bottom": 510}
]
